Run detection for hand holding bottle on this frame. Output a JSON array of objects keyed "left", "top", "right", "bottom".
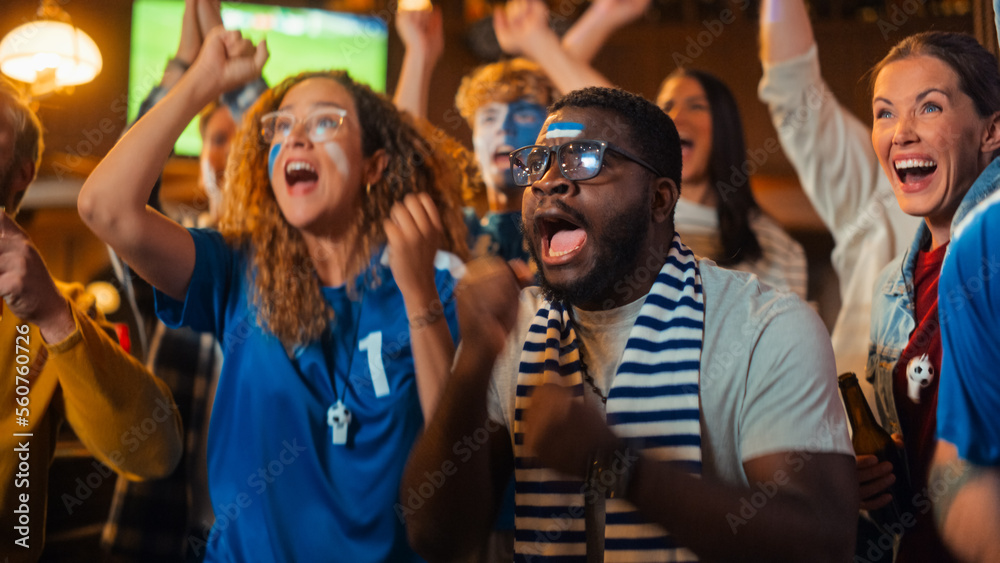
[
  {"left": 857, "top": 455, "right": 893, "bottom": 510},
  {"left": 840, "top": 373, "right": 910, "bottom": 533},
  {"left": 857, "top": 431, "right": 904, "bottom": 510}
]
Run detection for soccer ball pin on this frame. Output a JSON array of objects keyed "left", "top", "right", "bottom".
[{"left": 906, "top": 354, "right": 935, "bottom": 404}]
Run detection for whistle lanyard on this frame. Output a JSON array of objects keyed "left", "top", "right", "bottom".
[{"left": 319, "top": 291, "right": 364, "bottom": 446}]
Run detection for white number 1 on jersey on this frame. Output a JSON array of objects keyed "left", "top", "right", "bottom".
[{"left": 358, "top": 331, "right": 390, "bottom": 398}]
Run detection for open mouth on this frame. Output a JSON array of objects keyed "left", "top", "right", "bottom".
[
  {"left": 894, "top": 158, "right": 937, "bottom": 185},
  {"left": 494, "top": 151, "right": 513, "bottom": 170},
  {"left": 679, "top": 137, "right": 694, "bottom": 159},
  {"left": 539, "top": 216, "right": 587, "bottom": 262},
  {"left": 285, "top": 160, "right": 319, "bottom": 191}
]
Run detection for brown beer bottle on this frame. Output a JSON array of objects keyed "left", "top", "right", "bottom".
[{"left": 838, "top": 372, "right": 910, "bottom": 536}]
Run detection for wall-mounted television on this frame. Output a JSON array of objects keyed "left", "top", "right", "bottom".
[{"left": 129, "top": 0, "right": 388, "bottom": 156}]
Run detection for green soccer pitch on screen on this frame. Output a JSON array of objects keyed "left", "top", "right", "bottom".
[{"left": 129, "top": 0, "right": 389, "bottom": 156}]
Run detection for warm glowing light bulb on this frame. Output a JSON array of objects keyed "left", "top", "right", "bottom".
[
  {"left": 31, "top": 52, "right": 59, "bottom": 69},
  {"left": 0, "top": 20, "right": 102, "bottom": 87},
  {"left": 86, "top": 281, "right": 122, "bottom": 315},
  {"left": 399, "top": 0, "right": 432, "bottom": 11}
]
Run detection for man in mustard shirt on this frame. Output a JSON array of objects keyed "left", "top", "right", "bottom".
[{"left": 0, "top": 78, "right": 182, "bottom": 561}]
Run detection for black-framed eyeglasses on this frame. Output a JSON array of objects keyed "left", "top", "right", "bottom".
[{"left": 508, "top": 139, "right": 663, "bottom": 188}]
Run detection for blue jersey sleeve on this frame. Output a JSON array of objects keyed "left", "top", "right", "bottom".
[
  {"left": 154, "top": 228, "right": 239, "bottom": 339},
  {"left": 938, "top": 199, "right": 1000, "bottom": 466}
]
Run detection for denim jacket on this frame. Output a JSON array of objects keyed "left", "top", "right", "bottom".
[{"left": 867, "top": 158, "right": 1000, "bottom": 443}]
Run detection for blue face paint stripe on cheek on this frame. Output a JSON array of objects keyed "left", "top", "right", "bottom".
[{"left": 268, "top": 143, "right": 282, "bottom": 183}]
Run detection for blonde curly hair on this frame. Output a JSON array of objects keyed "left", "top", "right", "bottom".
[
  {"left": 217, "top": 71, "right": 469, "bottom": 349},
  {"left": 455, "top": 58, "right": 555, "bottom": 127}
]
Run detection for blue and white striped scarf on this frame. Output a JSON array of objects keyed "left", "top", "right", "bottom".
[{"left": 513, "top": 235, "right": 704, "bottom": 562}]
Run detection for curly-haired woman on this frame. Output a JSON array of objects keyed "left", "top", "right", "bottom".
[{"left": 79, "top": 28, "right": 468, "bottom": 561}]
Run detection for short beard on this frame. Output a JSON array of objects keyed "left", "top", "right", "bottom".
[{"left": 527, "top": 199, "right": 650, "bottom": 309}]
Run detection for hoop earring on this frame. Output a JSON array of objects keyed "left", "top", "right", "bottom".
[{"left": 366, "top": 182, "right": 372, "bottom": 196}]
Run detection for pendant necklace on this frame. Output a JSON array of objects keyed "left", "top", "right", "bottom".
[
  {"left": 578, "top": 347, "right": 607, "bottom": 405},
  {"left": 323, "top": 290, "right": 364, "bottom": 446}
]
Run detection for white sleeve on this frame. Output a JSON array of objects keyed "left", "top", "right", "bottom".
[
  {"left": 487, "top": 364, "right": 509, "bottom": 429},
  {"left": 740, "top": 299, "right": 854, "bottom": 461},
  {"left": 758, "top": 46, "right": 886, "bottom": 245},
  {"left": 485, "top": 289, "right": 543, "bottom": 430}
]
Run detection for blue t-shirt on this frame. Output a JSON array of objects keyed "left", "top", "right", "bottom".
[
  {"left": 155, "top": 229, "right": 463, "bottom": 561},
  {"left": 938, "top": 192, "right": 1000, "bottom": 466}
]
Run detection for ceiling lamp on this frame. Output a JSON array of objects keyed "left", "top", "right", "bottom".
[{"left": 0, "top": 0, "right": 103, "bottom": 95}]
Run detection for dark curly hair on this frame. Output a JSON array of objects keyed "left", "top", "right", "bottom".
[
  {"left": 218, "top": 70, "right": 469, "bottom": 348},
  {"left": 551, "top": 86, "right": 682, "bottom": 190},
  {"left": 660, "top": 69, "right": 762, "bottom": 266}
]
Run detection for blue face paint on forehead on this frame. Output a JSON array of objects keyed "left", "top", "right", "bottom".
[
  {"left": 544, "top": 122, "right": 585, "bottom": 140},
  {"left": 268, "top": 143, "right": 282, "bottom": 184},
  {"left": 502, "top": 99, "right": 548, "bottom": 150}
]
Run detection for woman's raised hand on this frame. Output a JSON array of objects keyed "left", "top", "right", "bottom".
[
  {"left": 385, "top": 193, "right": 445, "bottom": 308},
  {"left": 187, "top": 26, "right": 268, "bottom": 105}
]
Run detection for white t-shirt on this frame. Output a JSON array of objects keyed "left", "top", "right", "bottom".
[
  {"left": 487, "top": 259, "right": 853, "bottom": 487},
  {"left": 570, "top": 294, "right": 646, "bottom": 409}
]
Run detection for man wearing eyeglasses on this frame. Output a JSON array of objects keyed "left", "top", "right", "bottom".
[{"left": 402, "top": 87, "right": 858, "bottom": 561}]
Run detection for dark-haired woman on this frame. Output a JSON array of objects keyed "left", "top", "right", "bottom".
[
  {"left": 657, "top": 69, "right": 807, "bottom": 298},
  {"left": 862, "top": 31, "right": 1000, "bottom": 562},
  {"left": 79, "top": 28, "right": 469, "bottom": 561}
]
